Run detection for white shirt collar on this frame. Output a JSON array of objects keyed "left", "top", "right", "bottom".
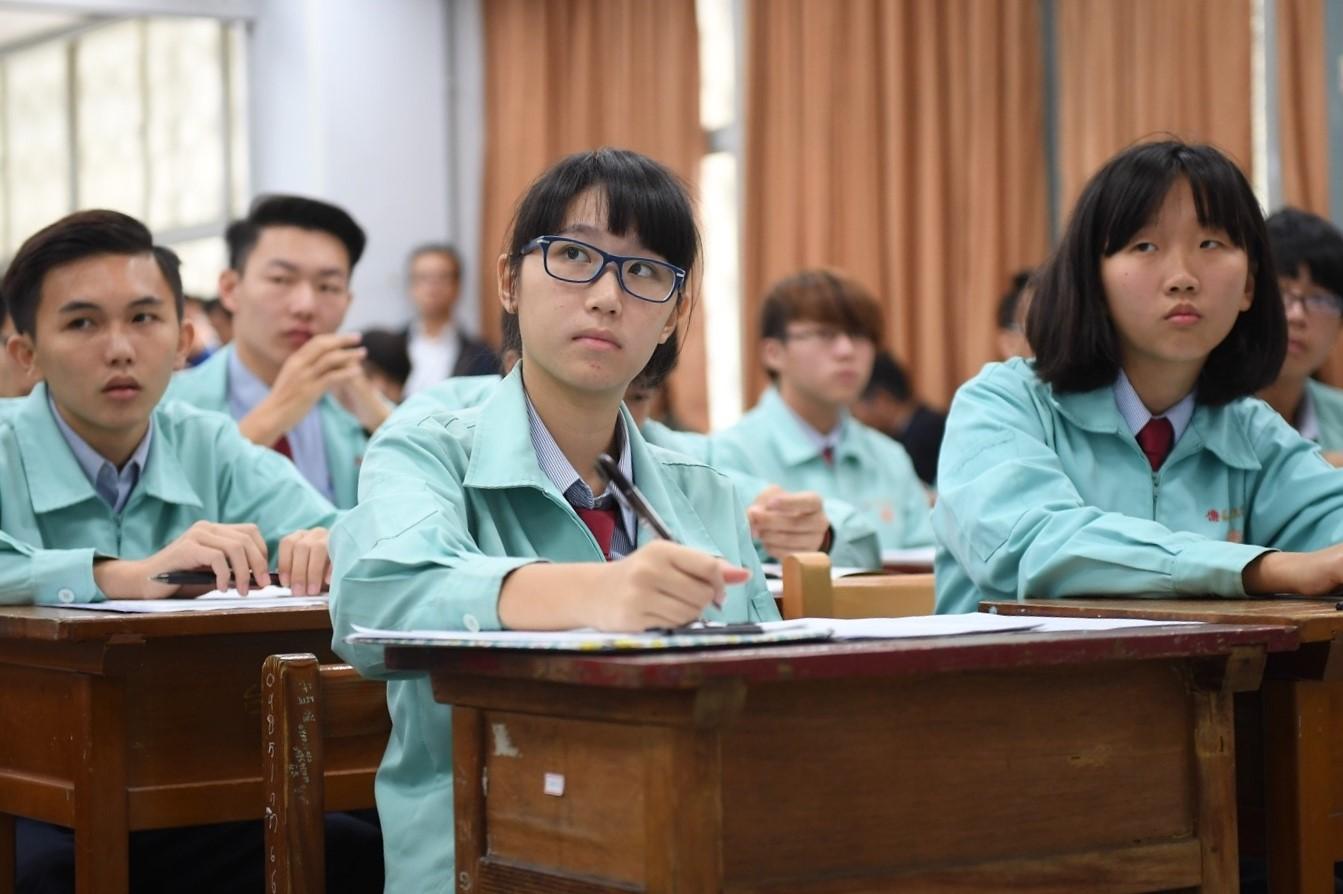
[{"left": 1112, "top": 369, "right": 1196, "bottom": 443}]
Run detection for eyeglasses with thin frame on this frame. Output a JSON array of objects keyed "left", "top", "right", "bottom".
[
  {"left": 782, "top": 325, "right": 874, "bottom": 348},
  {"left": 520, "top": 236, "right": 685, "bottom": 304},
  {"left": 1281, "top": 283, "right": 1343, "bottom": 320}
]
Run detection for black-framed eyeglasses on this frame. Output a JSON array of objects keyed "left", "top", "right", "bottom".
[
  {"left": 1281, "top": 284, "right": 1343, "bottom": 320},
  {"left": 520, "top": 236, "right": 685, "bottom": 304}
]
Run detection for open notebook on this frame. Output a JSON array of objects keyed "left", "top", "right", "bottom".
[{"left": 59, "top": 587, "right": 328, "bottom": 613}]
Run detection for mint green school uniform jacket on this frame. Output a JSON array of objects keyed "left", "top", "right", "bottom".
[
  {"left": 0, "top": 384, "right": 338, "bottom": 604},
  {"left": 387, "top": 379, "right": 883, "bottom": 569},
  {"left": 328, "top": 368, "right": 779, "bottom": 892},
  {"left": 1306, "top": 378, "right": 1343, "bottom": 452},
  {"left": 641, "top": 420, "right": 882, "bottom": 569},
  {"left": 711, "top": 387, "right": 934, "bottom": 552},
  {"left": 166, "top": 345, "right": 367, "bottom": 509},
  {"left": 934, "top": 358, "right": 1343, "bottom": 614},
  {"left": 387, "top": 374, "right": 502, "bottom": 426}
]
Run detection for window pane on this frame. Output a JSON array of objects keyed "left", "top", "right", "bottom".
[
  {"left": 227, "top": 21, "right": 249, "bottom": 217},
  {"left": 169, "top": 235, "right": 226, "bottom": 298},
  {"left": 697, "top": 0, "right": 736, "bottom": 132},
  {"left": 146, "top": 19, "right": 224, "bottom": 230},
  {"left": 700, "top": 151, "right": 742, "bottom": 428},
  {"left": 5, "top": 43, "right": 70, "bottom": 254},
  {"left": 76, "top": 20, "right": 145, "bottom": 217}
]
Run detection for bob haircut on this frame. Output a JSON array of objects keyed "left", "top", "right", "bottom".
[
  {"left": 2, "top": 209, "right": 184, "bottom": 339},
  {"left": 758, "top": 269, "right": 884, "bottom": 381},
  {"left": 1027, "top": 140, "right": 1285, "bottom": 405},
  {"left": 1266, "top": 207, "right": 1343, "bottom": 299},
  {"left": 503, "top": 147, "right": 699, "bottom": 389}
]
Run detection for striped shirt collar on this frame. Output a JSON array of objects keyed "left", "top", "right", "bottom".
[
  {"left": 1113, "top": 369, "right": 1196, "bottom": 443},
  {"left": 523, "top": 390, "right": 636, "bottom": 557}
]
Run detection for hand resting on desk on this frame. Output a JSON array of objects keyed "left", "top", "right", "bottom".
[{"left": 91, "top": 521, "right": 331, "bottom": 598}]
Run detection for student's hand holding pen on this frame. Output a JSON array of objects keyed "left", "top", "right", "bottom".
[
  {"left": 747, "top": 485, "right": 831, "bottom": 557},
  {"left": 594, "top": 540, "right": 751, "bottom": 631},
  {"left": 93, "top": 521, "right": 272, "bottom": 599}
]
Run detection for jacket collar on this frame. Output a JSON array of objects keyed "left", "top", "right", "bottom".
[
  {"left": 757, "top": 386, "right": 855, "bottom": 468},
  {"left": 16, "top": 383, "right": 204, "bottom": 513},
  {"left": 464, "top": 367, "right": 723, "bottom": 558}
]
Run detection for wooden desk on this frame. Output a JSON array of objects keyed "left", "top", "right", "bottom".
[
  {"left": 984, "top": 598, "right": 1343, "bottom": 894},
  {"left": 387, "top": 624, "right": 1295, "bottom": 893},
  {"left": 0, "top": 604, "right": 383, "bottom": 894}
]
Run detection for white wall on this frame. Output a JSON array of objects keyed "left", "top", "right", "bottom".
[{"left": 247, "top": 0, "right": 484, "bottom": 332}]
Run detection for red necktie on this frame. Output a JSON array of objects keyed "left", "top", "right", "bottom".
[
  {"left": 576, "top": 506, "right": 618, "bottom": 560},
  {"left": 1136, "top": 417, "right": 1174, "bottom": 471},
  {"left": 821, "top": 446, "right": 835, "bottom": 466},
  {"left": 272, "top": 434, "right": 294, "bottom": 460}
]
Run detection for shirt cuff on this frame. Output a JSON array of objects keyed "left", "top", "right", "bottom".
[
  {"left": 31, "top": 548, "right": 103, "bottom": 605},
  {"left": 1172, "top": 540, "right": 1273, "bottom": 597}
]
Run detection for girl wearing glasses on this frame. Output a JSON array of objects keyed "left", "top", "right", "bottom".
[
  {"left": 1256, "top": 208, "right": 1343, "bottom": 465},
  {"left": 935, "top": 140, "right": 1343, "bottom": 615},
  {"left": 328, "top": 148, "right": 777, "bottom": 888}
]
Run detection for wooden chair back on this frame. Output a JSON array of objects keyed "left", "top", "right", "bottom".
[
  {"left": 780, "top": 552, "right": 935, "bottom": 619},
  {"left": 262, "top": 653, "right": 391, "bottom": 894}
]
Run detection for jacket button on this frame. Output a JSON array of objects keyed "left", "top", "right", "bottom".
[
  {"left": 462, "top": 614, "right": 481, "bottom": 633},
  {"left": 57, "top": 588, "right": 75, "bottom": 604}
]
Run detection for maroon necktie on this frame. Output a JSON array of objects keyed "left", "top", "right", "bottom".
[
  {"left": 1136, "top": 417, "right": 1174, "bottom": 471},
  {"left": 821, "top": 446, "right": 835, "bottom": 466},
  {"left": 576, "top": 506, "right": 618, "bottom": 560},
  {"left": 272, "top": 434, "right": 294, "bottom": 460}
]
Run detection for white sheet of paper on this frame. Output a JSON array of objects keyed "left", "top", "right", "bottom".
[
  {"left": 762, "top": 563, "right": 873, "bottom": 597},
  {"left": 61, "top": 591, "right": 326, "bottom": 614},
  {"left": 1017, "top": 616, "right": 1205, "bottom": 633},
  {"left": 777, "top": 613, "right": 1043, "bottom": 639}
]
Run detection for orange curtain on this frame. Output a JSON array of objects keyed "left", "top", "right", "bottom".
[
  {"left": 480, "top": 0, "right": 708, "bottom": 428},
  {"left": 1276, "top": 0, "right": 1343, "bottom": 386},
  {"left": 1278, "top": 0, "right": 1328, "bottom": 214},
  {"left": 742, "top": 0, "right": 1048, "bottom": 409},
  {"left": 1055, "top": 0, "right": 1254, "bottom": 215}
]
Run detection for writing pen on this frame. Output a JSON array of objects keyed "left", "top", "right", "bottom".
[
  {"left": 150, "top": 571, "right": 283, "bottom": 587},
  {"left": 595, "top": 453, "right": 676, "bottom": 541}
]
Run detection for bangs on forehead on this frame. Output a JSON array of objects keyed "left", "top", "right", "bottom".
[
  {"left": 1099, "top": 144, "right": 1260, "bottom": 256},
  {"left": 510, "top": 149, "right": 698, "bottom": 272}
]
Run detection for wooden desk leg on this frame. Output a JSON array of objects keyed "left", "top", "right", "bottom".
[
  {"left": 1195, "top": 688, "right": 1240, "bottom": 892},
  {"left": 74, "top": 675, "right": 129, "bottom": 894},
  {"left": 1263, "top": 678, "right": 1332, "bottom": 894},
  {"left": 0, "top": 812, "right": 14, "bottom": 894}
]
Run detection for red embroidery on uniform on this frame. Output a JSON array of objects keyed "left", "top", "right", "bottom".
[{"left": 1206, "top": 510, "right": 1220, "bottom": 522}]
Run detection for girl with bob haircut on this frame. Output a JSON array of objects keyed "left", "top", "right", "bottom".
[
  {"left": 328, "top": 148, "right": 778, "bottom": 886},
  {"left": 934, "top": 139, "right": 1343, "bottom": 614}
]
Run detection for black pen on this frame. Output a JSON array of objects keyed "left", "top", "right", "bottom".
[
  {"left": 150, "top": 571, "right": 283, "bottom": 587},
  {"left": 595, "top": 453, "right": 677, "bottom": 541}
]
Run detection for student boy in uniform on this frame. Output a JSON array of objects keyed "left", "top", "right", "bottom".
[
  {"left": 168, "top": 195, "right": 389, "bottom": 508},
  {"left": 712, "top": 269, "right": 934, "bottom": 552},
  {"left": 1256, "top": 207, "right": 1343, "bottom": 465},
  {"left": 1, "top": 209, "right": 384, "bottom": 892}
]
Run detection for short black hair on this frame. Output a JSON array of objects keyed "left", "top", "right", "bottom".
[
  {"left": 1266, "top": 207, "right": 1343, "bottom": 297},
  {"left": 1028, "top": 139, "right": 1285, "bottom": 406},
  {"left": 503, "top": 147, "right": 700, "bottom": 389},
  {"left": 1, "top": 209, "right": 184, "bottom": 338},
  {"left": 226, "top": 194, "right": 366, "bottom": 273},
  {"left": 360, "top": 328, "right": 411, "bottom": 386},
  {"left": 407, "top": 242, "right": 462, "bottom": 275},
  {"left": 996, "top": 269, "right": 1034, "bottom": 330},
  {"left": 862, "top": 349, "right": 912, "bottom": 402}
]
